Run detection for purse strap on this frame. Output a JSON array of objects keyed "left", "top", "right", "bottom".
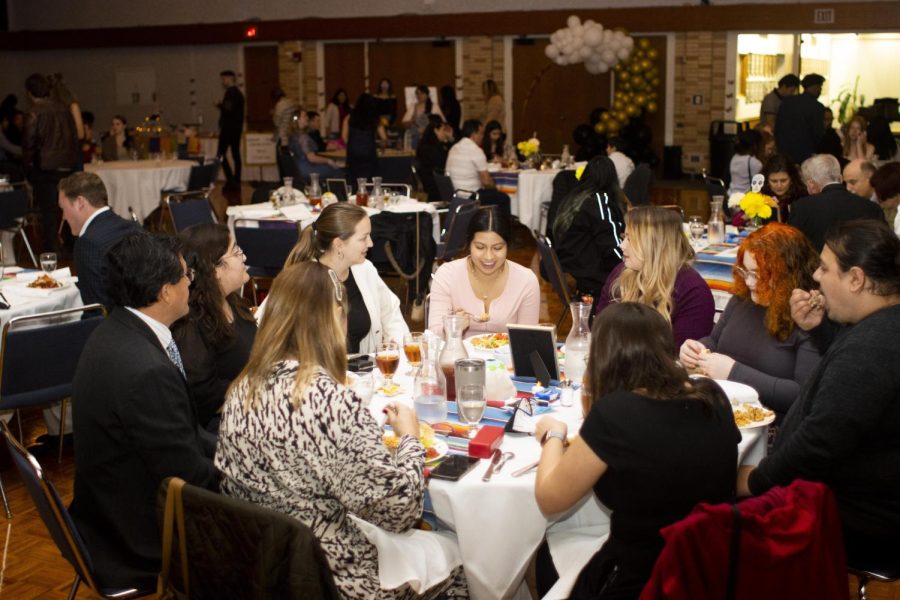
[{"left": 158, "top": 478, "right": 190, "bottom": 598}]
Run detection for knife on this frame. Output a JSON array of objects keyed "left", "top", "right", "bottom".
[{"left": 482, "top": 449, "right": 503, "bottom": 482}]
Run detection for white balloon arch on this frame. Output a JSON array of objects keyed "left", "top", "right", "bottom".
[{"left": 544, "top": 15, "right": 634, "bottom": 75}]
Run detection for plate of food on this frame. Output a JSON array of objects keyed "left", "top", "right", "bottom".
[
  {"left": 469, "top": 332, "right": 510, "bottom": 351},
  {"left": 383, "top": 422, "right": 448, "bottom": 465},
  {"left": 24, "top": 274, "right": 68, "bottom": 290},
  {"left": 732, "top": 403, "right": 775, "bottom": 430}
]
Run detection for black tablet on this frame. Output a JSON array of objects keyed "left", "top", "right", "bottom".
[
  {"left": 326, "top": 178, "right": 349, "bottom": 202},
  {"left": 507, "top": 324, "right": 559, "bottom": 383}
]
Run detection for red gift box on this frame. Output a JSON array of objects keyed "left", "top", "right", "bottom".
[{"left": 467, "top": 425, "right": 505, "bottom": 459}]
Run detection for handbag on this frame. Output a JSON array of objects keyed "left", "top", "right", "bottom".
[{"left": 157, "top": 478, "right": 190, "bottom": 600}]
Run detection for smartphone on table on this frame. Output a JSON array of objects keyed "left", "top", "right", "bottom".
[{"left": 429, "top": 454, "right": 480, "bottom": 482}]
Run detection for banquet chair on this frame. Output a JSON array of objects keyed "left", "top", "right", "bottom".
[
  {"left": 0, "top": 421, "right": 152, "bottom": 598},
  {"left": 848, "top": 543, "right": 900, "bottom": 600},
  {"left": 0, "top": 303, "right": 107, "bottom": 472},
  {"left": 0, "top": 185, "right": 39, "bottom": 268},
  {"left": 702, "top": 169, "right": 727, "bottom": 202},
  {"left": 535, "top": 234, "right": 573, "bottom": 328},
  {"left": 435, "top": 197, "right": 479, "bottom": 263},
  {"left": 157, "top": 477, "right": 340, "bottom": 599},
  {"left": 186, "top": 159, "right": 221, "bottom": 192},
  {"left": 433, "top": 171, "right": 478, "bottom": 204},
  {"left": 233, "top": 220, "right": 300, "bottom": 306},
  {"left": 164, "top": 190, "right": 217, "bottom": 233}
]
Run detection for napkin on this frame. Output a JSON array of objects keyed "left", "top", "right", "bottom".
[
  {"left": 349, "top": 515, "right": 462, "bottom": 593},
  {"left": 279, "top": 203, "right": 312, "bottom": 222}
]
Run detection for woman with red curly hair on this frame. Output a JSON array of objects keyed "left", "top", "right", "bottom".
[{"left": 680, "top": 223, "right": 822, "bottom": 416}]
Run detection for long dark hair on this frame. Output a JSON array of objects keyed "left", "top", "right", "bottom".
[
  {"left": 420, "top": 114, "right": 446, "bottom": 147},
  {"left": 177, "top": 224, "right": 253, "bottom": 344},
  {"left": 585, "top": 302, "right": 729, "bottom": 413},
  {"left": 330, "top": 88, "right": 350, "bottom": 110},
  {"left": 481, "top": 120, "right": 505, "bottom": 159},
  {"left": 416, "top": 84, "right": 433, "bottom": 114},
  {"left": 465, "top": 206, "right": 511, "bottom": 247},
  {"left": 760, "top": 153, "right": 806, "bottom": 208},
  {"left": 867, "top": 116, "right": 897, "bottom": 162},
  {"left": 552, "top": 155, "right": 624, "bottom": 239},
  {"left": 348, "top": 93, "right": 379, "bottom": 130}
]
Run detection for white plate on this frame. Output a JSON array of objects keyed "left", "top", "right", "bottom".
[
  {"left": 713, "top": 379, "right": 760, "bottom": 404},
  {"left": 467, "top": 333, "right": 510, "bottom": 351},
  {"left": 732, "top": 404, "right": 776, "bottom": 430},
  {"left": 426, "top": 439, "right": 449, "bottom": 466}
]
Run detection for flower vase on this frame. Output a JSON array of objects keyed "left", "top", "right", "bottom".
[{"left": 745, "top": 216, "right": 763, "bottom": 232}]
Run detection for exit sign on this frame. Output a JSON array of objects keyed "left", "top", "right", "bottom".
[{"left": 814, "top": 8, "right": 835, "bottom": 24}]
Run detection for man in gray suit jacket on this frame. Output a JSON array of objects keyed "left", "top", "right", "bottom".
[
  {"left": 58, "top": 172, "right": 140, "bottom": 310},
  {"left": 70, "top": 232, "right": 219, "bottom": 590}
]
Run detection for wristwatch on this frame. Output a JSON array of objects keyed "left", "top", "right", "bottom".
[{"left": 540, "top": 429, "right": 569, "bottom": 448}]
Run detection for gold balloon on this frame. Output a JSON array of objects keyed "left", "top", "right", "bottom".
[
  {"left": 648, "top": 67, "right": 660, "bottom": 79},
  {"left": 600, "top": 111, "right": 611, "bottom": 122},
  {"left": 619, "top": 80, "right": 632, "bottom": 92},
  {"left": 629, "top": 62, "right": 642, "bottom": 74},
  {"left": 626, "top": 104, "right": 639, "bottom": 117},
  {"left": 638, "top": 38, "right": 651, "bottom": 50},
  {"left": 607, "top": 119, "right": 620, "bottom": 132},
  {"left": 647, "top": 48, "right": 659, "bottom": 60},
  {"left": 640, "top": 59, "right": 651, "bottom": 71},
  {"left": 594, "top": 122, "right": 607, "bottom": 134},
  {"left": 647, "top": 101, "right": 659, "bottom": 113},
  {"left": 635, "top": 93, "right": 647, "bottom": 106},
  {"left": 615, "top": 110, "right": 628, "bottom": 122},
  {"left": 631, "top": 74, "right": 643, "bottom": 87},
  {"left": 651, "top": 77, "right": 661, "bottom": 88},
  {"left": 635, "top": 50, "right": 646, "bottom": 60},
  {"left": 613, "top": 99, "right": 625, "bottom": 111}
]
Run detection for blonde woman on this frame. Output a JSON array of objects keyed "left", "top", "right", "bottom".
[
  {"left": 217, "top": 262, "right": 467, "bottom": 599},
  {"left": 595, "top": 206, "right": 715, "bottom": 347},
  {"left": 255, "top": 202, "right": 408, "bottom": 354}
]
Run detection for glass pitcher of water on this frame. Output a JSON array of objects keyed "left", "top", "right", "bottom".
[
  {"left": 413, "top": 332, "right": 447, "bottom": 423},
  {"left": 708, "top": 196, "right": 725, "bottom": 245},
  {"left": 439, "top": 315, "right": 469, "bottom": 402},
  {"left": 564, "top": 302, "right": 591, "bottom": 386}
]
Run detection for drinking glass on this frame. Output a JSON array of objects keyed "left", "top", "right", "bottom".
[
  {"left": 349, "top": 371, "right": 375, "bottom": 407},
  {"left": 403, "top": 332, "right": 423, "bottom": 374},
  {"left": 40, "top": 252, "right": 57, "bottom": 273},
  {"left": 356, "top": 178, "right": 369, "bottom": 206},
  {"left": 456, "top": 384, "right": 486, "bottom": 438},
  {"left": 688, "top": 216, "right": 705, "bottom": 241},
  {"left": 375, "top": 341, "right": 401, "bottom": 388}
]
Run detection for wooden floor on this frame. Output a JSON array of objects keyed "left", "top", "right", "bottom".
[{"left": 0, "top": 184, "right": 896, "bottom": 599}]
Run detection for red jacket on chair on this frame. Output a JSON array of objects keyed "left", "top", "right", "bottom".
[{"left": 639, "top": 480, "right": 848, "bottom": 600}]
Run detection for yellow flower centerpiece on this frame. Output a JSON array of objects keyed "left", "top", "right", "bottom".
[
  {"left": 516, "top": 137, "right": 541, "bottom": 162},
  {"left": 739, "top": 191, "right": 778, "bottom": 229}
]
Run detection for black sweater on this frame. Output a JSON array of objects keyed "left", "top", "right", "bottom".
[{"left": 749, "top": 304, "right": 900, "bottom": 540}]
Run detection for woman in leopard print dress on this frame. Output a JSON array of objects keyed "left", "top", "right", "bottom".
[{"left": 216, "top": 262, "right": 467, "bottom": 599}]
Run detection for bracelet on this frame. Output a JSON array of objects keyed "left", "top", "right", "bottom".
[{"left": 540, "top": 430, "right": 569, "bottom": 448}]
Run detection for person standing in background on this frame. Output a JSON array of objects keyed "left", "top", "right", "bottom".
[
  {"left": 22, "top": 73, "right": 78, "bottom": 252},
  {"left": 216, "top": 70, "right": 244, "bottom": 191},
  {"left": 759, "top": 74, "right": 799, "bottom": 133},
  {"left": 439, "top": 85, "right": 462, "bottom": 139},
  {"left": 774, "top": 74, "right": 826, "bottom": 166},
  {"left": 481, "top": 79, "right": 505, "bottom": 127},
  {"left": 271, "top": 87, "right": 297, "bottom": 154}
]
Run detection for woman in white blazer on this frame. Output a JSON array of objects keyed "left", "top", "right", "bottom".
[{"left": 256, "top": 203, "right": 408, "bottom": 354}]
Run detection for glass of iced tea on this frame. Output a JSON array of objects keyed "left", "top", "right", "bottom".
[
  {"left": 356, "top": 178, "right": 369, "bottom": 206},
  {"left": 375, "top": 341, "right": 401, "bottom": 387},
  {"left": 403, "top": 332, "right": 423, "bottom": 374}
]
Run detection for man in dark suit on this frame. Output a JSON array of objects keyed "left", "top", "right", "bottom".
[
  {"left": 216, "top": 69, "right": 244, "bottom": 191},
  {"left": 70, "top": 232, "right": 219, "bottom": 591},
  {"left": 57, "top": 172, "right": 140, "bottom": 310},
  {"left": 788, "top": 154, "right": 884, "bottom": 251},
  {"left": 775, "top": 74, "right": 826, "bottom": 166}
]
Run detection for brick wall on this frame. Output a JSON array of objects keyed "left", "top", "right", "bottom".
[
  {"left": 461, "top": 36, "right": 504, "bottom": 120},
  {"left": 277, "top": 41, "right": 320, "bottom": 111},
  {"left": 672, "top": 31, "right": 728, "bottom": 174}
]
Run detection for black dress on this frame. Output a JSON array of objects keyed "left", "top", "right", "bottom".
[
  {"left": 347, "top": 125, "right": 378, "bottom": 182},
  {"left": 572, "top": 389, "right": 739, "bottom": 599},
  {"left": 345, "top": 271, "right": 372, "bottom": 354},
  {"left": 173, "top": 315, "right": 257, "bottom": 430}
]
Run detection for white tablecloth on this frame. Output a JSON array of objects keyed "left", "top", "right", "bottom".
[
  {"left": 365, "top": 354, "right": 767, "bottom": 600},
  {"left": 0, "top": 269, "right": 83, "bottom": 426},
  {"left": 85, "top": 159, "right": 194, "bottom": 222},
  {"left": 226, "top": 198, "right": 441, "bottom": 243}
]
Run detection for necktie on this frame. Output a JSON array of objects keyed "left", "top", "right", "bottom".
[{"left": 166, "top": 338, "right": 186, "bottom": 377}]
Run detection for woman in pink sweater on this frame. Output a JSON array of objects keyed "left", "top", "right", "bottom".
[{"left": 429, "top": 207, "right": 540, "bottom": 336}]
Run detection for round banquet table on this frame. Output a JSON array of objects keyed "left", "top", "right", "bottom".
[
  {"left": 85, "top": 159, "right": 194, "bottom": 222},
  {"left": 361, "top": 350, "right": 768, "bottom": 600}
]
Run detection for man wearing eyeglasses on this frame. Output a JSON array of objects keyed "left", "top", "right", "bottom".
[{"left": 70, "top": 231, "right": 219, "bottom": 592}]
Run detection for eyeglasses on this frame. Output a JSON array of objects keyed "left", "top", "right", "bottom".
[
  {"left": 734, "top": 266, "right": 759, "bottom": 281},
  {"left": 184, "top": 268, "right": 196, "bottom": 283},
  {"left": 327, "top": 269, "right": 343, "bottom": 303},
  {"left": 217, "top": 245, "right": 245, "bottom": 265}
]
